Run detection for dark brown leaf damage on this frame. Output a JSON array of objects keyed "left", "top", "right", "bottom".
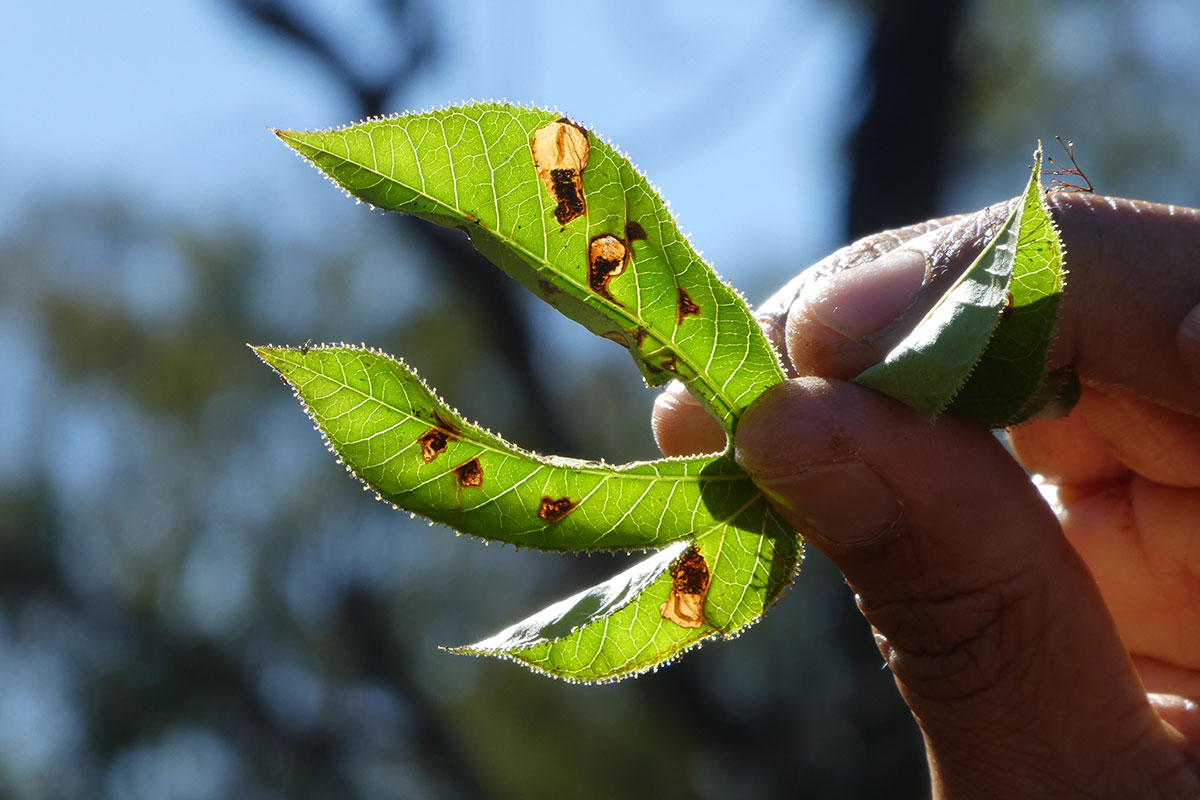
[
  {"left": 453, "top": 458, "right": 484, "bottom": 488},
  {"left": 659, "top": 545, "right": 711, "bottom": 629},
  {"left": 417, "top": 427, "right": 451, "bottom": 463},
  {"left": 588, "top": 234, "right": 627, "bottom": 303},
  {"left": 624, "top": 220, "right": 647, "bottom": 242},
  {"left": 537, "top": 496, "right": 577, "bottom": 523},
  {"left": 531, "top": 119, "right": 589, "bottom": 225},
  {"left": 676, "top": 287, "right": 700, "bottom": 324}
]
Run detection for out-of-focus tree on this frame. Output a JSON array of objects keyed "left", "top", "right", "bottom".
[{"left": 3, "top": 1, "right": 1199, "bottom": 798}]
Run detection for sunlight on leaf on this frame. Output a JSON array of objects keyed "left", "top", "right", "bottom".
[
  {"left": 260, "top": 105, "right": 1071, "bottom": 682},
  {"left": 255, "top": 344, "right": 801, "bottom": 683},
  {"left": 853, "top": 144, "right": 1074, "bottom": 424},
  {"left": 274, "top": 104, "right": 786, "bottom": 436}
]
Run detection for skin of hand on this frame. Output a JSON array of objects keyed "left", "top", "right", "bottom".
[{"left": 652, "top": 193, "right": 1200, "bottom": 798}]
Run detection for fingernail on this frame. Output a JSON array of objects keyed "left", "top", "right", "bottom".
[
  {"left": 803, "top": 249, "right": 927, "bottom": 340},
  {"left": 758, "top": 461, "right": 901, "bottom": 547}
]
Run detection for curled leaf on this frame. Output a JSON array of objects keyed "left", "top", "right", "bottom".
[{"left": 854, "top": 144, "right": 1075, "bottom": 424}]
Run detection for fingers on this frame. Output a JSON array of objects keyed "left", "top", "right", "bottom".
[
  {"left": 1057, "top": 480, "right": 1200, "bottom": 675},
  {"left": 651, "top": 208, "right": 1005, "bottom": 457},
  {"left": 651, "top": 381, "right": 726, "bottom": 457},
  {"left": 658, "top": 194, "right": 1200, "bottom": 458},
  {"left": 1072, "top": 387, "right": 1200, "bottom": 487},
  {"left": 773, "top": 194, "right": 1200, "bottom": 414},
  {"left": 1009, "top": 384, "right": 1200, "bottom": 496},
  {"left": 734, "top": 377, "right": 1199, "bottom": 796},
  {"left": 769, "top": 201, "right": 1016, "bottom": 381},
  {"left": 1053, "top": 196, "right": 1200, "bottom": 414},
  {"left": 1005, "top": 388, "right": 1130, "bottom": 488}
]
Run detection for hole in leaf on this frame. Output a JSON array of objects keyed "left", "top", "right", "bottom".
[
  {"left": 660, "top": 545, "right": 711, "bottom": 629},
  {"left": 531, "top": 119, "right": 589, "bottom": 225}
]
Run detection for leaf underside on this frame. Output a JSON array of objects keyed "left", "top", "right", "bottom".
[
  {"left": 256, "top": 344, "right": 801, "bottom": 682},
  {"left": 853, "top": 144, "right": 1075, "bottom": 425},
  {"left": 274, "top": 104, "right": 785, "bottom": 435},
  {"left": 263, "top": 103, "right": 1072, "bottom": 684}
]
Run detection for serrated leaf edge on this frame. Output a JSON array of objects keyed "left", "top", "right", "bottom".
[
  {"left": 446, "top": 537, "right": 802, "bottom": 685},
  {"left": 252, "top": 342, "right": 776, "bottom": 554}
]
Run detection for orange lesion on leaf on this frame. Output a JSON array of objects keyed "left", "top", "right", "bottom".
[
  {"left": 588, "top": 234, "right": 628, "bottom": 303},
  {"left": 417, "top": 414, "right": 459, "bottom": 463},
  {"left": 537, "top": 496, "right": 576, "bottom": 523},
  {"left": 531, "top": 119, "right": 589, "bottom": 225},
  {"left": 453, "top": 457, "right": 484, "bottom": 488},
  {"left": 676, "top": 287, "right": 701, "bottom": 324},
  {"left": 660, "top": 545, "right": 711, "bottom": 629},
  {"left": 417, "top": 427, "right": 451, "bottom": 463}
]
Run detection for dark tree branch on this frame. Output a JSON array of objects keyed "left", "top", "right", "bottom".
[
  {"left": 230, "top": 0, "right": 433, "bottom": 114},
  {"left": 229, "top": 0, "right": 576, "bottom": 455},
  {"left": 846, "top": 0, "right": 968, "bottom": 240},
  {"left": 839, "top": 2, "right": 970, "bottom": 795}
]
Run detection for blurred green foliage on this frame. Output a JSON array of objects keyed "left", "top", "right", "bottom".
[
  {"left": 2, "top": 1, "right": 1198, "bottom": 798},
  {"left": 0, "top": 198, "right": 918, "bottom": 799}
]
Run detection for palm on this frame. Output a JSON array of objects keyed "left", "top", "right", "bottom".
[{"left": 1009, "top": 386, "right": 1200, "bottom": 696}]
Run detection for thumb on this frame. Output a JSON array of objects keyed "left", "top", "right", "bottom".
[{"left": 735, "top": 379, "right": 1197, "bottom": 797}]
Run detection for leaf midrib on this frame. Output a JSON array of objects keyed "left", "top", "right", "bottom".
[
  {"left": 273, "top": 350, "right": 757, "bottom": 487},
  {"left": 279, "top": 129, "right": 745, "bottom": 425}
]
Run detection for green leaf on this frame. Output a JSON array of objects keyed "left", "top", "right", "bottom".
[
  {"left": 264, "top": 100, "right": 1074, "bottom": 684},
  {"left": 853, "top": 144, "right": 1073, "bottom": 424},
  {"left": 274, "top": 103, "right": 785, "bottom": 435},
  {"left": 254, "top": 344, "right": 802, "bottom": 682},
  {"left": 948, "top": 156, "right": 1074, "bottom": 425}
]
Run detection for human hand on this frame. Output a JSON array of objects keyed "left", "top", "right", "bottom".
[{"left": 652, "top": 194, "right": 1200, "bottom": 798}]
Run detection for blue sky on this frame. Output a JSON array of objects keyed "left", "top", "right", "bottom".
[{"left": 1, "top": 0, "right": 862, "bottom": 294}]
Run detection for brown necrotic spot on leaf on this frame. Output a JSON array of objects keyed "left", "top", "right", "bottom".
[
  {"left": 538, "top": 279, "right": 564, "bottom": 298},
  {"left": 628, "top": 327, "right": 648, "bottom": 348},
  {"left": 676, "top": 287, "right": 701, "bottom": 324},
  {"left": 660, "top": 545, "right": 711, "bottom": 629},
  {"left": 531, "top": 119, "right": 589, "bottom": 226},
  {"left": 453, "top": 458, "right": 483, "bottom": 488},
  {"left": 417, "top": 427, "right": 451, "bottom": 463},
  {"left": 624, "top": 220, "right": 647, "bottom": 242},
  {"left": 537, "top": 496, "right": 576, "bottom": 523},
  {"left": 432, "top": 411, "right": 460, "bottom": 435},
  {"left": 656, "top": 354, "right": 678, "bottom": 373},
  {"left": 601, "top": 330, "right": 631, "bottom": 349},
  {"left": 588, "top": 235, "right": 627, "bottom": 303}
]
